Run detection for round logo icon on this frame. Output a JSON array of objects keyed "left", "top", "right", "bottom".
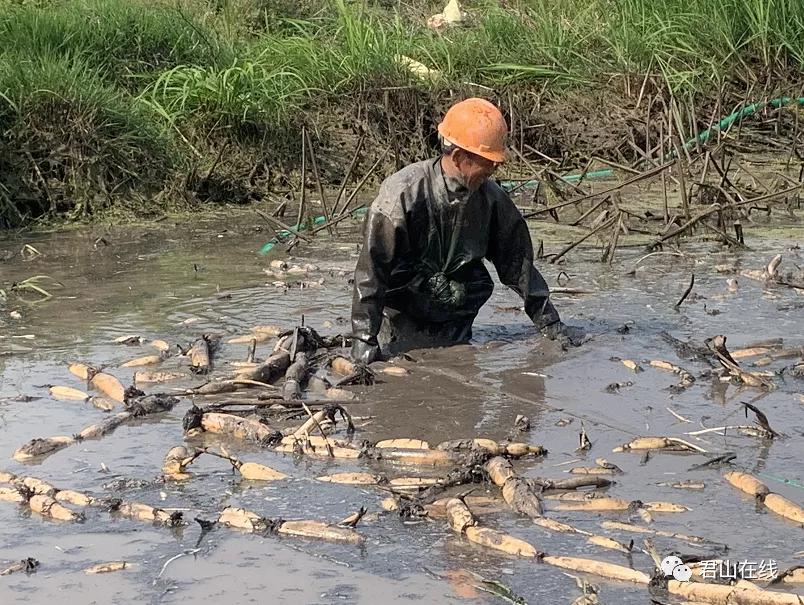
[
  {"left": 660, "top": 556, "right": 683, "bottom": 577},
  {"left": 672, "top": 564, "right": 692, "bottom": 582}
]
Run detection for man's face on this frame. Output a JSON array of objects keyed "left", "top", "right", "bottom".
[{"left": 453, "top": 149, "right": 500, "bottom": 192}]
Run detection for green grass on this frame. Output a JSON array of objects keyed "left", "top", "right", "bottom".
[{"left": 1, "top": 0, "right": 803, "bottom": 226}]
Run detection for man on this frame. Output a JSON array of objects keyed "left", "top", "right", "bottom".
[{"left": 350, "top": 98, "right": 584, "bottom": 363}]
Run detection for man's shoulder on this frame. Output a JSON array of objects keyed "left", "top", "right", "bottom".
[
  {"left": 482, "top": 178, "right": 511, "bottom": 202},
  {"left": 372, "top": 159, "right": 434, "bottom": 219}
]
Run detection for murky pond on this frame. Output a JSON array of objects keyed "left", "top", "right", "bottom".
[{"left": 0, "top": 208, "right": 802, "bottom": 604}]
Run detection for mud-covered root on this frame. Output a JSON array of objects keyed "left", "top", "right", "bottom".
[
  {"left": 134, "top": 370, "right": 184, "bottom": 384},
  {"left": 763, "top": 493, "right": 804, "bottom": 525},
  {"left": 13, "top": 436, "right": 75, "bottom": 462},
  {"left": 317, "top": 472, "right": 384, "bottom": 485},
  {"left": 0, "top": 557, "right": 39, "bottom": 576},
  {"left": 0, "top": 471, "right": 17, "bottom": 483},
  {"left": 291, "top": 404, "right": 353, "bottom": 439},
  {"left": 68, "top": 362, "right": 95, "bottom": 381},
  {"left": 540, "top": 476, "right": 614, "bottom": 491},
  {"left": 438, "top": 438, "right": 504, "bottom": 456},
  {"left": 16, "top": 477, "right": 56, "bottom": 497},
  {"left": 501, "top": 477, "right": 544, "bottom": 518},
  {"left": 436, "top": 439, "right": 546, "bottom": 459},
  {"left": 388, "top": 477, "right": 442, "bottom": 491},
  {"left": 49, "top": 386, "right": 90, "bottom": 402},
  {"left": 54, "top": 490, "right": 94, "bottom": 507},
  {"left": 445, "top": 498, "right": 540, "bottom": 557},
  {"left": 542, "top": 555, "right": 650, "bottom": 584},
  {"left": 329, "top": 355, "right": 375, "bottom": 386},
  {"left": 569, "top": 466, "right": 618, "bottom": 475},
  {"left": 667, "top": 579, "right": 804, "bottom": 604},
  {"left": 237, "top": 461, "right": 288, "bottom": 481},
  {"left": 380, "top": 366, "right": 410, "bottom": 377},
  {"left": 112, "top": 501, "right": 183, "bottom": 526},
  {"left": 150, "top": 339, "right": 171, "bottom": 352},
  {"left": 29, "top": 495, "right": 84, "bottom": 522},
  {"left": 338, "top": 507, "right": 367, "bottom": 528},
  {"left": 775, "top": 566, "right": 804, "bottom": 584},
  {"left": 707, "top": 335, "right": 777, "bottom": 390},
  {"left": 365, "top": 446, "right": 457, "bottom": 466},
  {"left": 599, "top": 520, "right": 719, "bottom": 546},
  {"left": 724, "top": 471, "right": 771, "bottom": 498},
  {"left": 585, "top": 535, "right": 634, "bottom": 553},
  {"left": 84, "top": 561, "right": 129, "bottom": 574},
  {"left": 0, "top": 486, "right": 28, "bottom": 503},
  {"left": 279, "top": 434, "right": 348, "bottom": 449},
  {"left": 275, "top": 442, "right": 362, "bottom": 459},
  {"left": 445, "top": 498, "right": 477, "bottom": 532},
  {"left": 89, "top": 396, "right": 116, "bottom": 411},
  {"left": 552, "top": 497, "right": 632, "bottom": 512},
  {"left": 188, "top": 336, "right": 212, "bottom": 374},
  {"left": 375, "top": 439, "right": 430, "bottom": 449},
  {"left": 291, "top": 408, "right": 330, "bottom": 438},
  {"left": 535, "top": 517, "right": 632, "bottom": 553},
  {"left": 613, "top": 436, "right": 705, "bottom": 453},
  {"left": 534, "top": 517, "right": 585, "bottom": 534},
  {"left": 90, "top": 371, "right": 127, "bottom": 403},
  {"left": 197, "top": 412, "right": 282, "bottom": 446},
  {"left": 465, "top": 526, "right": 541, "bottom": 557},
  {"left": 207, "top": 447, "right": 288, "bottom": 481},
  {"left": 75, "top": 413, "right": 129, "bottom": 441},
  {"left": 428, "top": 496, "right": 504, "bottom": 518},
  {"left": 227, "top": 325, "right": 281, "bottom": 345},
  {"left": 552, "top": 497, "right": 688, "bottom": 513},
  {"left": 542, "top": 491, "right": 605, "bottom": 502},
  {"left": 643, "top": 501, "right": 689, "bottom": 513},
  {"left": 162, "top": 446, "right": 203, "bottom": 478},
  {"left": 504, "top": 443, "right": 547, "bottom": 458},
  {"left": 277, "top": 520, "right": 364, "bottom": 545},
  {"left": 217, "top": 506, "right": 272, "bottom": 532},
  {"left": 323, "top": 387, "right": 356, "bottom": 401},
  {"left": 485, "top": 457, "right": 515, "bottom": 487},
  {"left": 217, "top": 506, "right": 364, "bottom": 544},
  {"left": 649, "top": 360, "right": 696, "bottom": 388},
  {"left": 235, "top": 351, "right": 290, "bottom": 384},
  {"left": 121, "top": 354, "right": 166, "bottom": 368}
]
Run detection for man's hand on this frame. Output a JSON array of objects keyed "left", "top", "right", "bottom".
[
  {"left": 540, "top": 321, "right": 586, "bottom": 348},
  {"left": 351, "top": 339, "right": 382, "bottom": 364}
]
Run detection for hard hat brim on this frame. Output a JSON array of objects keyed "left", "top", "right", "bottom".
[{"left": 438, "top": 124, "right": 507, "bottom": 164}]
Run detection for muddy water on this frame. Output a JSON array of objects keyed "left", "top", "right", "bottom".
[{"left": 0, "top": 211, "right": 802, "bottom": 605}]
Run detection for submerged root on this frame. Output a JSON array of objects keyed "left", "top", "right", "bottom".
[
  {"left": 329, "top": 356, "right": 375, "bottom": 386},
  {"left": 0, "top": 557, "right": 39, "bottom": 576},
  {"left": 613, "top": 436, "right": 706, "bottom": 453},
  {"left": 29, "top": 495, "right": 84, "bottom": 522},
  {"left": 216, "top": 506, "right": 363, "bottom": 544},
  {"left": 13, "top": 436, "right": 75, "bottom": 462},
  {"left": 111, "top": 500, "right": 184, "bottom": 527},
  {"left": 445, "top": 497, "right": 541, "bottom": 557},
  {"left": 667, "top": 579, "right": 803, "bottom": 604},
  {"left": 193, "top": 412, "right": 282, "bottom": 446}
]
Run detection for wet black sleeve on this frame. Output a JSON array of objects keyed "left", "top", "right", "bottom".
[
  {"left": 350, "top": 203, "right": 407, "bottom": 346},
  {"left": 487, "top": 191, "right": 560, "bottom": 329}
]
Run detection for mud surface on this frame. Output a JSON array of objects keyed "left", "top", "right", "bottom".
[{"left": 0, "top": 206, "right": 802, "bottom": 604}]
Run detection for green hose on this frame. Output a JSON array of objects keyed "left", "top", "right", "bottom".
[
  {"left": 499, "top": 95, "right": 804, "bottom": 190},
  {"left": 259, "top": 210, "right": 368, "bottom": 255},
  {"left": 260, "top": 95, "right": 804, "bottom": 253}
]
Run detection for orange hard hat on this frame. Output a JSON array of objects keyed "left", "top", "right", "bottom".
[{"left": 437, "top": 98, "right": 507, "bottom": 163}]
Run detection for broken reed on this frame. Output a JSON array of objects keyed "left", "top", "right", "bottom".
[{"left": 2, "top": 0, "right": 804, "bottom": 226}]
